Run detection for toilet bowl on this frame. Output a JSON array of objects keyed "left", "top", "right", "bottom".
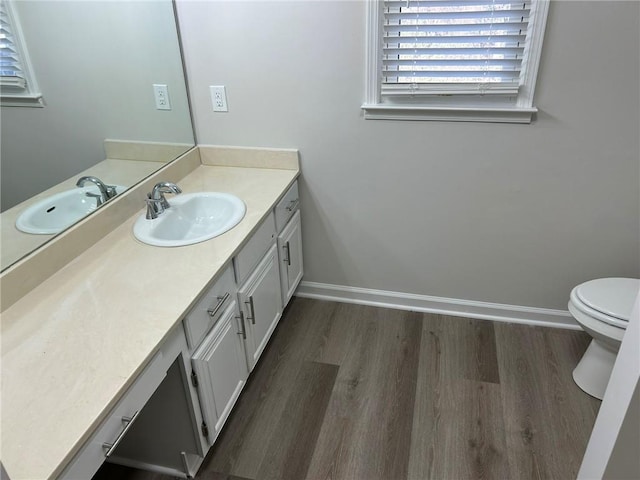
[{"left": 568, "top": 277, "right": 639, "bottom": 400}]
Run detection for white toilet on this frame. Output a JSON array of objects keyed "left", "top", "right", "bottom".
[{"left": 568, "top": 277, "right": 639, "bottom": 400}]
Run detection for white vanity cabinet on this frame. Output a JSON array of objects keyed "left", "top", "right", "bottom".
[
  {"left": 234, "top": 212, "right": 283, "bottom": 371},
  {"left": 182, "top": 263, "right": 248, "bottom": 447},
  {"left": 183, "top": 265, "right": 236, "bottom": 351},
  {"left": 62, "top": 179, "right": 302, "bottom": 480},
  {"left": 191, "top": 301, "right": 248, "bottom": 444},
  {"left": 278, "top": 210, "right": 303, "bottom": 305},
  {"left": 238, "top": 243, "right": 283, "bottom": 371},
  {"left": 275, "top": 181, "right": 303, "bottom": 305}
]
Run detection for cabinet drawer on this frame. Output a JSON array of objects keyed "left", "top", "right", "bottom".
[
  {"left": 233, "top": 212, "right": 276, "bottom": 285},
  {"left": 274, "top": 181, "right": 299, "bottom": 233},
  {"left": 183, "top": 264, "right": 236, "bottom": 351},
  {"left": 59, "top": 351, "right": 166, "bottom": 480}
]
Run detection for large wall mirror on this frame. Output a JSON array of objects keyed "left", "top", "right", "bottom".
[{"left": 0, "top": 0, "right": 195, "bottom": 271}]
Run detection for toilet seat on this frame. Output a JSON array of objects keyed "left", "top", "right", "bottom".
[
  {"left": 570, "top": 294, "right": 628, "bottom": 329},
  {"left": 570, "top": 278, "right": 639, "bottom": 329},
  {"left": 568, "top": 302, "right": 626, "bottom": 345}
]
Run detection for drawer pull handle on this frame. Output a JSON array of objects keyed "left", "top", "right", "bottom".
[
  {"left": 285, "top": 198, "right": 299, "bottom": 213},
  {"left": 237, "top": 312, "right": 247, "bottom": 340},
  {"left": 283, "top": 242, "right": 291, "bottom": 266},
  {"left": 207, "top": 292, "right": 230, "bottom": 318},
  {"left": 103, "top": 410, "right": 140, "bottom": 457},
  {"left": 245, "top": 296, "right": 256, "bottom": 325}
]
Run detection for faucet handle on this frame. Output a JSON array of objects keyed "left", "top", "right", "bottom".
[
  {"left": 105, "top": 184, "right": 119, "bottom": 199},
  {"left": 85, "top": 191, "right": 103, "bottom": 207},
  {"left": 145, "top": 194, "right": 162, "bottom": 219}
]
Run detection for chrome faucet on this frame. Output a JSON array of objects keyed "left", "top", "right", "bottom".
[
  {"left": 76, "top": 176, "right": 118, "bottom": 206},
  {"left": 146, "top": 181, "right": 182, "bottom": 219}
]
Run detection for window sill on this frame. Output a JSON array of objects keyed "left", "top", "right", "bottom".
[
  {"left": 1, "top": 93, "right": 44, "bottom": 108},
  {"left": 361, "top": 104, "right": 537, "bottom": 124}
]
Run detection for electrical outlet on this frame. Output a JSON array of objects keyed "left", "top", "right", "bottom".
[
  {"left": 210, "top": 85, "right": 228, "bottom": 112},
  {"left": 153, "top": 84, "right": 171, "bottom": 110}
]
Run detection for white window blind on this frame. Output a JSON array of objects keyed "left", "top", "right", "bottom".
[
  {"left": 0, "top": 3, "right": 26, "bottom": 90},
  {"left": 382, "top": 0, "right": 534, "bottom": 96},
  {"left": 363, "top": 0, "right": 548, "bottom": 122}
]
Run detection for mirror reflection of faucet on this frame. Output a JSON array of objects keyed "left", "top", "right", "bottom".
[
  {"left": 146, "top": 182, "right": 182, "bottom": 219},
  {"left": 76, "top": 176, "right": 119, "bottom": 206}
]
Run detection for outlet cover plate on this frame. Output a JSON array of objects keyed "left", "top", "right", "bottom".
[{"left": 210, "top": 85, "right": 228, "bottom": 112}]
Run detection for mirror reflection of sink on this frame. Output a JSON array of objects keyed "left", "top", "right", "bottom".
[
  {"left": 133, "top": 192, "right": 246, "bottom": 247},
  {"left": 16, "top": 185, "right": 126, "bottom": 235}
]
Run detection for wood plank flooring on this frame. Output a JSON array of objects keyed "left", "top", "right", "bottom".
[{"left": 94, "top": 297, "right": 600, "bottom": 480}]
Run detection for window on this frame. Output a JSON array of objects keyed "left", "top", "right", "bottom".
[
  {"left": 0, "top": 1, "right": 42, "bottom": 107},
  {"left": 363, "top": 0, "right": 549, "bottom": 123}
]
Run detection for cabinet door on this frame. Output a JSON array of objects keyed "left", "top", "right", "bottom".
[
  {"left": 238, "top": 243, "right": 282, "bottom": 371},
  {"left": 192, "top": 301, "right": 248, "bottom": 442},
  {"left": 278, "top": 210, "right": 303, "bottom": 306}
]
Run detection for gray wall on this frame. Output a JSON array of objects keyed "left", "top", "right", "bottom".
[
  {"left": 1, "top": 1, "right": 193, "bottom": 210},
  {"left": 176, "top": 0, "right": 640, "bottom": 310}
]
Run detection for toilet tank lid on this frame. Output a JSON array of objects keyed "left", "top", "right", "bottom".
[{"left": 575, "top": 278, "right": 639, "bottom": 322}]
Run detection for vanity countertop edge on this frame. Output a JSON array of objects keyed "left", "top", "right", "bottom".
[{"left": 0, "top": 162, "right": 299, "bottom": 480}]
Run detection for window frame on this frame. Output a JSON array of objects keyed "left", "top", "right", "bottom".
[
  {"left": 362, "top": 0, "right": 550, "bottom": 123},
  {"left": 1, "top": 0, "right": 43, "bottom": 108}
]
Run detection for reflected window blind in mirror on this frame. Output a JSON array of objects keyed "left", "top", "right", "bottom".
[{"left": 0, "top": 1, "right": 41, "bottom": 104}]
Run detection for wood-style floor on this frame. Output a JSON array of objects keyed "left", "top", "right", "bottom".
[{"left": 95, "top": 297, "right": 600, "bottom": 480}]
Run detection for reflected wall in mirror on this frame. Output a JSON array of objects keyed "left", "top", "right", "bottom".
[{"left": 0, "top": 0, "right": 195, "bottom": 271}]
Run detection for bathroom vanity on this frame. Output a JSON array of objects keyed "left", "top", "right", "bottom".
[{"left": 0, "top": 147, "right": 302, "bottom": 479}]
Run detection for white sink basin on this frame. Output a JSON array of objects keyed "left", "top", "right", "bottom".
[
  {"left": 133, "top": 192, "right": 246, "bottom": 247},
  {"left": 16, "top": 185, "right": 126, "bottom": 234}
]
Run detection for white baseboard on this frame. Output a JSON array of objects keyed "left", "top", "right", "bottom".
[{"left": 295, "top": 281, "right": 579, "bottom": 330}]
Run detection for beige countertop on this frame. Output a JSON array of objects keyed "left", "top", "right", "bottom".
[{"left": 1, "top": 163, "right": 298, "bottom": 479}]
